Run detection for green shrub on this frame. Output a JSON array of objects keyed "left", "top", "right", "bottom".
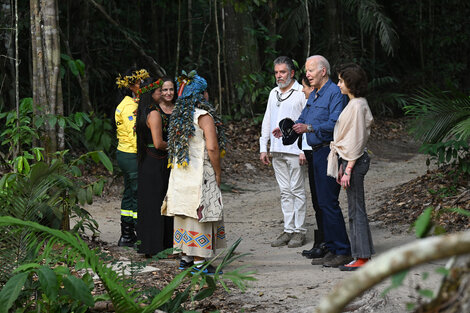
[
  {"left": 405, "top": 88, "right": 470, "bottom": 174},
  {"left": 0, "top": 218, "right": 255, "bottom": 313}
]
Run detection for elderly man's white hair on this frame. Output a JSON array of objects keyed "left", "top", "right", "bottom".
[{"left": 306, "top": 55, "right": 331, "bottom": 76}]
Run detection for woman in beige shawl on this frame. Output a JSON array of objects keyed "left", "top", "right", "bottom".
[{"left": 327, "top": 63, "right": 374, "bottom": 271}]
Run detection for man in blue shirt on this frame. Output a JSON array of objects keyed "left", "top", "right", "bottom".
[{"left": 293, "top": 55, "right": 352, "bottom": 268}]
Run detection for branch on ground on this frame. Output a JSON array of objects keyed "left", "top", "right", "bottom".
[{"left": 315, "top": 230, "right": 470, "bottom": 313}]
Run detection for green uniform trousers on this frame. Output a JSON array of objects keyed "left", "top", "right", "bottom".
[{"left": 116, "top": 150, "right": 138, "bottom": 224}]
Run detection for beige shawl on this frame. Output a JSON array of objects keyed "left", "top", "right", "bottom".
[{"left": 327, "top": 97, "right": 373, "bottom": 179}]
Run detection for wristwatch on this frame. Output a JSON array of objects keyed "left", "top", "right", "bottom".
[{"left": 306, "top": 124, "right": 313, "bottom": 132}]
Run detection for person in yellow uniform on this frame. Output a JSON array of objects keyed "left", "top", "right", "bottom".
[{"left": 115, "top": 68, "right": 149, "bottom": 247}]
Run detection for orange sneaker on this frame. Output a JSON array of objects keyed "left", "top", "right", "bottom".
[{"left": 339, "top": 258, "right": 369, "bottom": 271}]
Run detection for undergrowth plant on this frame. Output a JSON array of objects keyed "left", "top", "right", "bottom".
[
  {"left": 0, "top": 97, "right": 115, "bottom": 169},
  {"left": 0, "top": 149, "right": 112, "bottom": 284},
  {"left": 405, "top": 88, "right": 470, "bottom": 175},
  {"left": 0, "top": 217, "right": 255, "bottom": 313}
]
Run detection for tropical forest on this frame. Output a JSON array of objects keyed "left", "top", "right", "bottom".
[{"left": 0, "top": 0, "right": 469, "bottom": 312}]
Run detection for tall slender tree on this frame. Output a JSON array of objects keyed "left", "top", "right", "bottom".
[{"left": 30, "top": 0, "right": 64, "bottom": 153}]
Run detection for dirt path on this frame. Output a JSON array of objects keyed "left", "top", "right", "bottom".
[{"left": 85, "top": 138, "right": 445, "bottom": 312}]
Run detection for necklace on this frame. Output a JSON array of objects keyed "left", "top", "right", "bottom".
[{"left": 276, "top": 89, "right": 295, "bottom": 106}]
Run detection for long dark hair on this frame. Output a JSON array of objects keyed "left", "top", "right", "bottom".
[
  {"left": 136, "top": 77, "right": 159, "bottom": 164},
  {"left": 160, "top": 76, "right": 177, "bottom": 104}
]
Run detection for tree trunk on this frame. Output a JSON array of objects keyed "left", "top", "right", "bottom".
[
  {"left": 304, "top": 0, "right": 311, "bottom": 59},
  {"left": 221, "top": 6, "right": 230, "bottom": 115},
  {"left": 151, "top": 2, "right": 160, "bottom": 63},
  {"left": 326, "top": 0, "right": 340, "bottom": 66},
  {"left": 188, "top": 0, "right": 193, "bottom": 59},
  {"left": 78, "top": 0, "right": 92, "bottom": 112},
  {"left": 223, "top": 3, "right": 260, "bottom": 109},
  {"left": 0, "top": 0, "right": 16, "bottom": 113},
  {"left": 14, "top": 0, "right": 19, "bottom": 159},
  {"left": 266, "top": 0, "right": 276, "bottom": 57},
  {"left": 197, "top": 0, "right": 212, "bottom": 68},
  {"left": 214, "top": 0, "right": 222, "bottom": 112},
  {"left": 175, "top": 0, "right": 181, "bottom": 76},
  {"left": 30, "top": 0, "right": 63, "bottom": 154}
]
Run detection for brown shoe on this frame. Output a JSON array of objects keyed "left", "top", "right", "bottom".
[
  {"left": 323, "top": 254, "right": 353, "bottom": 268},
  {"left": 271, "top": 232, "right": 293, "bottom": 247},
  {"left": 288, "top": 232, "right": 305, "bottom": 248},
  {"left": 311, "top": 251, "right": 334, "bottom": 265}
]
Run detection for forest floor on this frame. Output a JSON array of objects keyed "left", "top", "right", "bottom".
[{"left": 82, "top": 118, "right": 470, "bottom": 312}]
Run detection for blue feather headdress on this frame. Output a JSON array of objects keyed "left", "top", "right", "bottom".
[{"left": 168, "top": 70, "right": 226, "bottom": 168}]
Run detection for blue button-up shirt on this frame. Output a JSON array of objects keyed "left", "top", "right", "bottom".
[{"left": 296, "top": 79, "right": 348, "bottom": 146}]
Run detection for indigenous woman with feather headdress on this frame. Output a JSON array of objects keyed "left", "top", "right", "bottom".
[
  {"left": 114, "top": 67, "right": 149, "bottom": 247},
  {"left": 135, "top": 77, "right": 176, "bottom": 257},
  {"left": 165, "top": 70, "right": 227, "bottom": 274}
]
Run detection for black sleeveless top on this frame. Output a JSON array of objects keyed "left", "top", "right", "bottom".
[{"left": 144, "top": 104, "right": 171, "bottom": 157}]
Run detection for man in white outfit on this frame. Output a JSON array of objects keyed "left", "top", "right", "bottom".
[{"left": 260, "top": 56, "right": 308, "bottom": 248}]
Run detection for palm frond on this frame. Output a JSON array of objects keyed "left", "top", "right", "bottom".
[
  {"left": 275, "top": 3, "right": 308, "bottom": 54},
  {"left": 0, "top": 217, "right": 257, "bottom": 312},
  {"left": 406, "top": 88, "right": 470, "bottom": 143},
  {"left": 368, "top": 76, "right": 399, "bottom": 89},
  {"left": 0, "top": 216, "right": 142, "bottom": 312},
  {"left": 343, "top": 0, "right": 398, "bottom": 56},
  {"left": 452, "top": 117, "right": 470, "bottom": 141},
  {"left": 0, "top": 168, "right": 65, "bottom": 284}
]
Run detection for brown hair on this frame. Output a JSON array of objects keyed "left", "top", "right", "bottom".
[{"left": 337, "top": 63, "right": 368, "bottom": 97}]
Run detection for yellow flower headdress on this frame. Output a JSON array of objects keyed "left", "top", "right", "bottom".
[{"left": 115, "top": 69, "right": 150, "bottom": 89}]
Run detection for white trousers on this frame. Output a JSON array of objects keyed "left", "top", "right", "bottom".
[{"left": 272, "top": 153, "right": 307, "bottom": 233}]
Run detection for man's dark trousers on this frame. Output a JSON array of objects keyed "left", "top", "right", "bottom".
[
  {"left": 304, "top": 150, "right": 323, "bottom": 243},
  {"left": 313, "top": 146, "right": 351, "bottom": 255}
]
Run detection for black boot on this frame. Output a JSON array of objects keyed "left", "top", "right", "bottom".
[
  {"left": 118, "top": 222, "right": 137, "bottom": 247},
  {"left": 302, "top": 230, "right": 327, "bottom": 259}
]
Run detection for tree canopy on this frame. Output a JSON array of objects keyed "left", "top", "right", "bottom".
[{"left": 1, "top": 0, "right": 469, "bottom": 119}]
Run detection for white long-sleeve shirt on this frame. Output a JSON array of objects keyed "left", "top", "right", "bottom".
[{"left": 260, "top": 80, "right": 306, "bottom": 155}]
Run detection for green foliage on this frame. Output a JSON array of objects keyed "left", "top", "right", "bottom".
[
  {"left": 61, "top": 54, "right": 85, "bottom": 78},
  {"left": 83, "top": 114, "right": 114, "bottom": 153},
  {"left": 0, "top": 98, "right": 114, "bottom": 285},
  {"left": 366, "top": 75, "right": 408, "bottom": 116},
  {"left": 405, "top": 88, "right": 470, "bottom": 174},
  {"left": 0, "top": 272, "right": 29, "bottom": 312},
  {"left": 0, "top": 98, "right": 38, "bottom": 161},
  {"left": 406, "top": 88, "right": 470, "bottom": 143},
  {"left": 343, "top": 0, "right": 398, "bottom": 56},
  {"left": 449, "top": 207, "right": 470, "bottom": 217},
  {"left": 381, "top": 270, "right": 408, "bottom": 296},
  {"left": 234, "top": 71, "right": 274, "bottom": 119},
  {"left": 427, "top": 185, "right": 458, "bottom": 198},
  {"left": 0, "top": 98, "right": 106, "bottom": 164},
  {"left": 414, "top": 207, "right": 433, "bottom": 238},
  {"left": 0, "top": 97, "right": 114, "bottom": 168},
  {"left": 417, "top": 288, "right": 434, "bottom": 299},
  {"left": 0, "top": 149, "right": 112, "bottom": 284},
  {"left": 0, "top": 265, "right": 94, "bottom": 313},
  {"left": 0, "top": 217, "right": 255, "bottom": 313},
  {"left": 419, "top": 140, "right": 469, "bottom": 175}
]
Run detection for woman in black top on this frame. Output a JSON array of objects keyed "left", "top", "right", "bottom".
[{"left": 135, "top": 77, "right": 176, "bottom": 256}]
